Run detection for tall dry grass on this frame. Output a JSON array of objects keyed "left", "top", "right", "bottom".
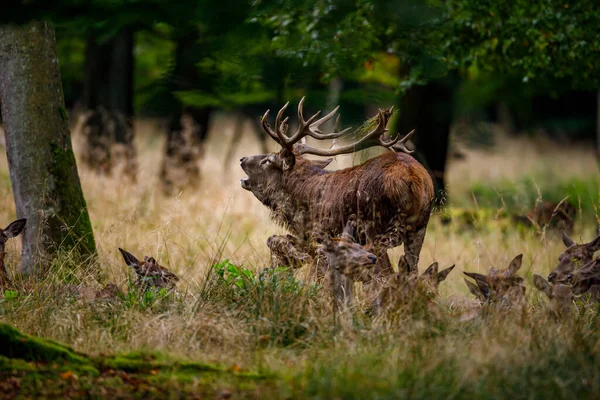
[{"left": 0, "top": 115, "right": 599, "bottom": 397}]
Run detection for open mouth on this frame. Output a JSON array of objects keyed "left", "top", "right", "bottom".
[{"left": 240, "top": 178, "right": 251, "bottom": 190}]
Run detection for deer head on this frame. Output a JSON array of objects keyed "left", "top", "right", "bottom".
[
  {"left": 547, "top": 231, "right": 600, "bottom": 284},
  {"left": 240, "top": 97, "right": 414, "bottom": 203},
  {"left": 0, "top": 219, "right": 26, "bottom": 286},
  {"left": 419, "top": 262, "right": 456, "bottom": 298},
  {"left": 567, "top": 257, "right": 600, "bottom": 295},
  {"left": 533, "top": 274, "right": 573, "bottom": 317},
  {"left": 118, "top": 248, "right": 180, "bottom": 290},
  {"left": 463, "top": 254, "right": 526, "bottom": 306},
  {"left": 324, "top": 218, "right": 378, "bottom": 283}
]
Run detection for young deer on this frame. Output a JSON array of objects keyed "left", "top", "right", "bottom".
[
  {"left": 118, "top": 248, "right": 180, "bottom": 291},
  {"left": 0, "top": 219, "right": 26, "bottom": 287},
  {"left": 547, "top": 231, "right": 600, "bottom": 284},
  {"left": 376, "top": 262, "right": 455, "bottom": 312},
  {"left": 463, "top": 254, "right": 527, "bottom": 308},
  {"left": 532, "top": 274, "right": 573, "bottom": 318}
]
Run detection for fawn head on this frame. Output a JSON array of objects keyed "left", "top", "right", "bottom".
[
  {"left": 0, "top": 219, "right": 26, "bottom": 255},
  {"left": 118, "top": 248, "right": 180, "bottom": 290},
  {"left": 548, "top": 231, "right": 600, "bottom": 284},
  {"left": 533, "top": 274, "right": 573, "bottom": 316},
  {"left": 464, "top": 254, "right": 526, "bottom": 306}
]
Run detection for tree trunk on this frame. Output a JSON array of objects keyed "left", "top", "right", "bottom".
[
  {"left": 393, "top": 80, "right": 454, "bottom": 206},
  {"left": 160, "top": 31, "right": 213, "bottom": 195},
  {"left": 597, "top": 90, "right": 600, "bottom": 169},
  {"left": 80, "top": 28, "right": 136, "bottom": 180},
  {"left": 0, "top": 21, "right": 96, "bottom": 274}
]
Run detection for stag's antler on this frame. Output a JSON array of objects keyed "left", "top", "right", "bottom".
[{"left": 260, "top": 97, "right": 414, "bottom": 156}]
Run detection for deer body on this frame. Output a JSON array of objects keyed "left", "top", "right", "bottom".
[
  {"left": 0, "top": 219, "right": 26, "bottom": 287},
  {"left": 241, "top": 98, "right": 434, "bottom": 276}
]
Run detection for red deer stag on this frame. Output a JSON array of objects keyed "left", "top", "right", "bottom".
[
  {"left": 0, "top": 219, "right": 26, "bottom": 287},
  {"left": 240, "top": 97, "right": 434, "bottom": 278}
]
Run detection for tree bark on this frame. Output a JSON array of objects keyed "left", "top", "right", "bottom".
[
  {"left": 0, "top": 21, "right": 96, "bottom": 274},
  {"left": 80, "top": 28, "right": 136, "bottom": 179},
  {"left": 597, "top": 90, "right": 600, "bottom": 169},
  {"left": 393, "top": 80, "right": 454, "bottom": 206}
]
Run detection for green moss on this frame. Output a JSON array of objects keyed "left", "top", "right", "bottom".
[
  {"left": 0, "top": 354, "right": 36, "bottom": 372},
  {"left": 48, "top": 143, "right": 96, "bottom": 257},
  {"left": 0, "top": 323, "right": 97, "bottom": 373}
]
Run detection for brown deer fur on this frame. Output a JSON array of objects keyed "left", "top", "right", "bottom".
[{"left": 547, "top": 231, "right": 600, "bottom": 284}]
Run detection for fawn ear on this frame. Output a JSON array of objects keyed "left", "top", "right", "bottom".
[
  {"left": 423, "top": 262, "right": 439, "bottom": 277},
  {"left": 587, "top": 234, "right": 600, "bottom": 252},
  {"left": 561, "top": 231, "right": 575, "bottom": 248},
  {"left": 281, "top": 151, "right": 296, "bottom": 171},
  {"left": 437, "top": 264, "right": 455, "bottom": 283},
  {"left": 464, "top": 278, "right": 484, "bottom": 300},
  {"left": 507, "top": 254, "right": 523, "bottom": 276},
  {"left": 3, "top": 219, "right": 26, "bottom": 238},
  {"left": 533, "top": 274, "right": 552, "bottom": 298},
  {"left": 119, "top": 248, "right": 140, "bottom": 268},
  {"left": 342, "top": 219, "right": 357, "bottom": 241},
  {"left": 464, "top": 272, "right": 490, "bottom": 299}
]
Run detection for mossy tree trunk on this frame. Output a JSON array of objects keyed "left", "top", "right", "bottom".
[
  {"left": 0, "top": 21, "right": 96, "bottom": 274},
  {"left": 80, "top": 28, "right": 137, "bottom": 180}
]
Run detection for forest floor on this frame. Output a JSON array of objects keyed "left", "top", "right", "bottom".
[{"left": 0, "top": 116, "right": 599, "bottom": 398}]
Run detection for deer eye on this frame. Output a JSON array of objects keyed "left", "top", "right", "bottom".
[{"left": 260, "top": 158, "right": 273, "bottom": 167}]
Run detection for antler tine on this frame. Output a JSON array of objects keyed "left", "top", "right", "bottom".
[
  {"left": 295, "top": 108, "right": 402, "bottom": 157},
  {"left": 260, "top": 109, "right": 281, "bottom": 142}
]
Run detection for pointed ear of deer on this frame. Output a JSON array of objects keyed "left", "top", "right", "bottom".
[
  {"left": 437, "top": 264, "right": 455, "bottom": 283},
  {"left": 533, "top": 274, "right": 552, "bottom": 298},
  {"left": 562, "top": 231, "right": 575, "bottom": 248},
  {"left": 464, "top": 278, "right": 483, "bottom": 299},
  {"left": 118, "top": 248, "right": 140, "bottom": 268},
  {"left": 281, "top": 150, "right": 296, "bottom": 171},
  {"left": 310, "top": 158, "right": 333, "bottom": 169},
  {"left": 464, "top": 272, "right": 490, "bottom": 298},
  {"left": 587, "top": 234, "right": 600, "bottom": 252},
  {"left": 3, "top": 219, "right": 26, "bottom": 238},
  {"left": 342, "top": 219, "right": 357, "bottom": 241},
  {"left": 507, "top": 254, "right": 523, "bottom": 276},
  {"left": 423, "top": 262, "right": 439, "bottom": 277}
]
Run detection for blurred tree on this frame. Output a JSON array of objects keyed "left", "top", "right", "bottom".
[
  {"left": 0, "top": 21, "right": 96, "bottom": 274},
  {"left": 79, "top": 27, "right": 137, "bottom": 180}
]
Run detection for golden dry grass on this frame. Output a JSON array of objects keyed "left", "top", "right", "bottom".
[{"left": 1, "top": 115, "right": 599, "bottom": 398}]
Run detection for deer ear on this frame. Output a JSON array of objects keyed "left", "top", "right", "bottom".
[
  {"left": 587, "top": 234, "right": 600, "bottom": 252},
  {"left": 464, "top": 272, "right": 490, "bottom": 299},
  {"left": 562, "top": 231, "right": 575, "bottom": 248},
  {"left": 310, "top": 158, "right": 333, "bottom": 169},
  {"left": 342, "top": 219, "right": 357, "bottom": 241},
  {"left": 423, "top": 262, "right": 439, "bottom": 277},
  {"left": 119, "top": 248, "right": 140, "bottom": 268},
  {"left": 507, "top": 254, "right": 523, "bottom": 276},
  {"left": 437, "top": 264, "right": 455, "bottom": 283},
  {"left": 533, "top": 274, "right": 552, "bottom": 298},
  {"left": 3, "top": 219, "right": 26, "bottom": 238},
  {"left": 282, "top": 151, "right": 296, "bottom": 171},
  {"left": 464, "top": 278, "right": 484, "bottom": 300}
]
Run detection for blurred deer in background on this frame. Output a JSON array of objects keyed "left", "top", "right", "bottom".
[
  {"left": 118, "top": 248, "right": 180, "bottom": 291},
  {"left": 0, "top": 218, "right": 26, "bottom": 287},
  {"left": 240, "top": 97, "right": 434, "bottom": 283},
  {"left": 512, "top": 200, "right": 576, "bottom": 235}
]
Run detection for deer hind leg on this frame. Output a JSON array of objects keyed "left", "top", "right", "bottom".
[{"left": 400, "top": 224, "right": 428, "bottom": 275}]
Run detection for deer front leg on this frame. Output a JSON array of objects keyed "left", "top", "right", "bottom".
[{"left": 266, "top": 234, "right": 310, "bottom": 270}]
